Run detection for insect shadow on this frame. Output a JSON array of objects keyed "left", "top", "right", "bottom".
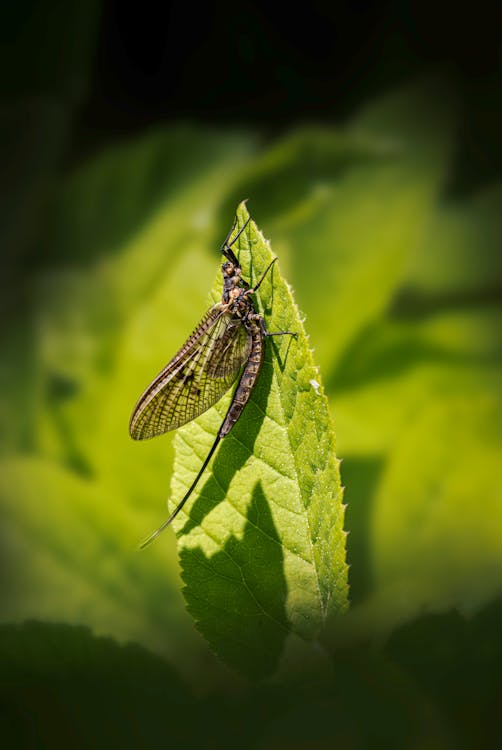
[
  {"left": 252, "top": 262, "right": 295, "bottom": 375},
  {"left": 268, "top": 331, "right": 295, "bottom": 375},
  {"left": 179, "top": 343, "right": 274, "bottom": 535},
  {"left": 179, "top": 479, "right": 288, "bottom": 678}
]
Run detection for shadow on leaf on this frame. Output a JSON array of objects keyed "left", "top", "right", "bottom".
[
  {"left": 179, "top": 344, "right": 274, "bottom": 535},
  {"left": 180, "top": 481, "right": 289, "bottom": 679}
]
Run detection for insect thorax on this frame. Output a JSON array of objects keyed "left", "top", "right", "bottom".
[{"left": 222, "top": 259, "right": 250, "bottom": 303}]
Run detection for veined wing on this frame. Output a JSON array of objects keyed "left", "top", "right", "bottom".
[{"left": 129, "top": 305, "right": 251, "bottom": 440}]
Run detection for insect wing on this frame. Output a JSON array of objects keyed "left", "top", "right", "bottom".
[{"left": 129, "top": 306, "right": 251, "bottom": 440}]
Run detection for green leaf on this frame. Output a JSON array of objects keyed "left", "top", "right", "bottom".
[
  {"left": 384, "top": 599, "right": 502, "bottom": 748},
  {"left": 0, "top": 455, "right": 207, "bottom": 681},
  {"left": 0, "top": 621, "right": 192, "bottom": 749},
  {"left": 400, "top": 184, "right": 502, "bottom": 300},
  {"left": 328, "top": 172, "right": 502, "bottom": 615},
  {"left": 372, "top": 379, "right": 502, "bottom": 614},
  {"left": 0, "top": 610, "right": 479, "bottom": 750},
  {"left": 332, "top": 306, "right": 502, "bottom": 455},
  {"left": 168, "top": 203, "right": 348, "bottom": 678},
  {"left": 3, "top": 603, "right": 501, "bottom": 748}
]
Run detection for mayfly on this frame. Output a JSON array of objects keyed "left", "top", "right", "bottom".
[{"left": 130, "top": 215, "right": 296, "bottom": 548}]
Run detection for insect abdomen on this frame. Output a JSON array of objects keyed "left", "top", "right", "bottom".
[{"left": 219, "top": 321, "right": 264, "bottom": 438}]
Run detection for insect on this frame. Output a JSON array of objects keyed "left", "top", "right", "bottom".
[{"left": 130, "top": 215, "right": 296, "bottom": 548}]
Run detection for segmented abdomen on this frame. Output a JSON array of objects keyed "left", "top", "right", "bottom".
[{"left": 219, "top": 319, "right": 264, "bottom": 438}]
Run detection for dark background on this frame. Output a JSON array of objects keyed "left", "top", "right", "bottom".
[
  {"left": 2, "top": 0, "right": 501, "bottom": 287},
  {"left": 3, "top": 1, "right": 502, "bottom": 177},
  {"left": 76, "top": 0, "right": 502, "bottom": 194}
]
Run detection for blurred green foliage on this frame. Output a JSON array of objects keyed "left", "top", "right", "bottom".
[
  {"left": 1, "top": 77, "right": 501, "bottom": 745},
  {"left": 1, "top": 600, "right": 501, "bottom": 748}
]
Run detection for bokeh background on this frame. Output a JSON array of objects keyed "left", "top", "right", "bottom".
[{"left": 1, "top": 1, "right": 501, "bottom": 747}]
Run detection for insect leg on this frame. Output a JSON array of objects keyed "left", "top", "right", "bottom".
[
  {"left": 256, "top": 314, "right": 297, "bottom": 339},
  {"left": 266, "top": 331, "right": 298, "bottom": 337},
  {"left": 252, "top": 257, "right": 277, "bottom": 292}
]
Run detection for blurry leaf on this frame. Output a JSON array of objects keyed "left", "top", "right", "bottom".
[
  {"left": 3, "top": 603, "right": 500, "bottom": 748},
  {"left": 399, "top": 184, "right": 502, "bottom": 302},
  {"left": 328, "top": 180, "right": 502, "bottom": 618},
  {"left": 0, "top": 621, "right": 192, "bottom": 750},
  {"left": 333, "top": 306, "right": 502, "bottom": 454},
  {"left": 218, "top": 126, "right": 386, "bottom": 224},
  {"left": 44, "top": 126, "right": 256, "bottom": 266},
  {"left": 385, "top": 599, "right": 502, "bottom": 749},
  {"left": 255, "top": 651, "right": 448, "bottom": 749},
  {"left": 0, "top": 617, "right": 454, "bottom": 750},
  {"left": 333, "top": 306, "right": 502, "bottom": 612},
  {"left": 169, "top": 203, "right": 348, "bottom": 678},
  {"left": 0, "top": 455, "right": 223, "bottom": 685},
  {"left": 372, "top": 381, "right": 502, "bottom": 613}
]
